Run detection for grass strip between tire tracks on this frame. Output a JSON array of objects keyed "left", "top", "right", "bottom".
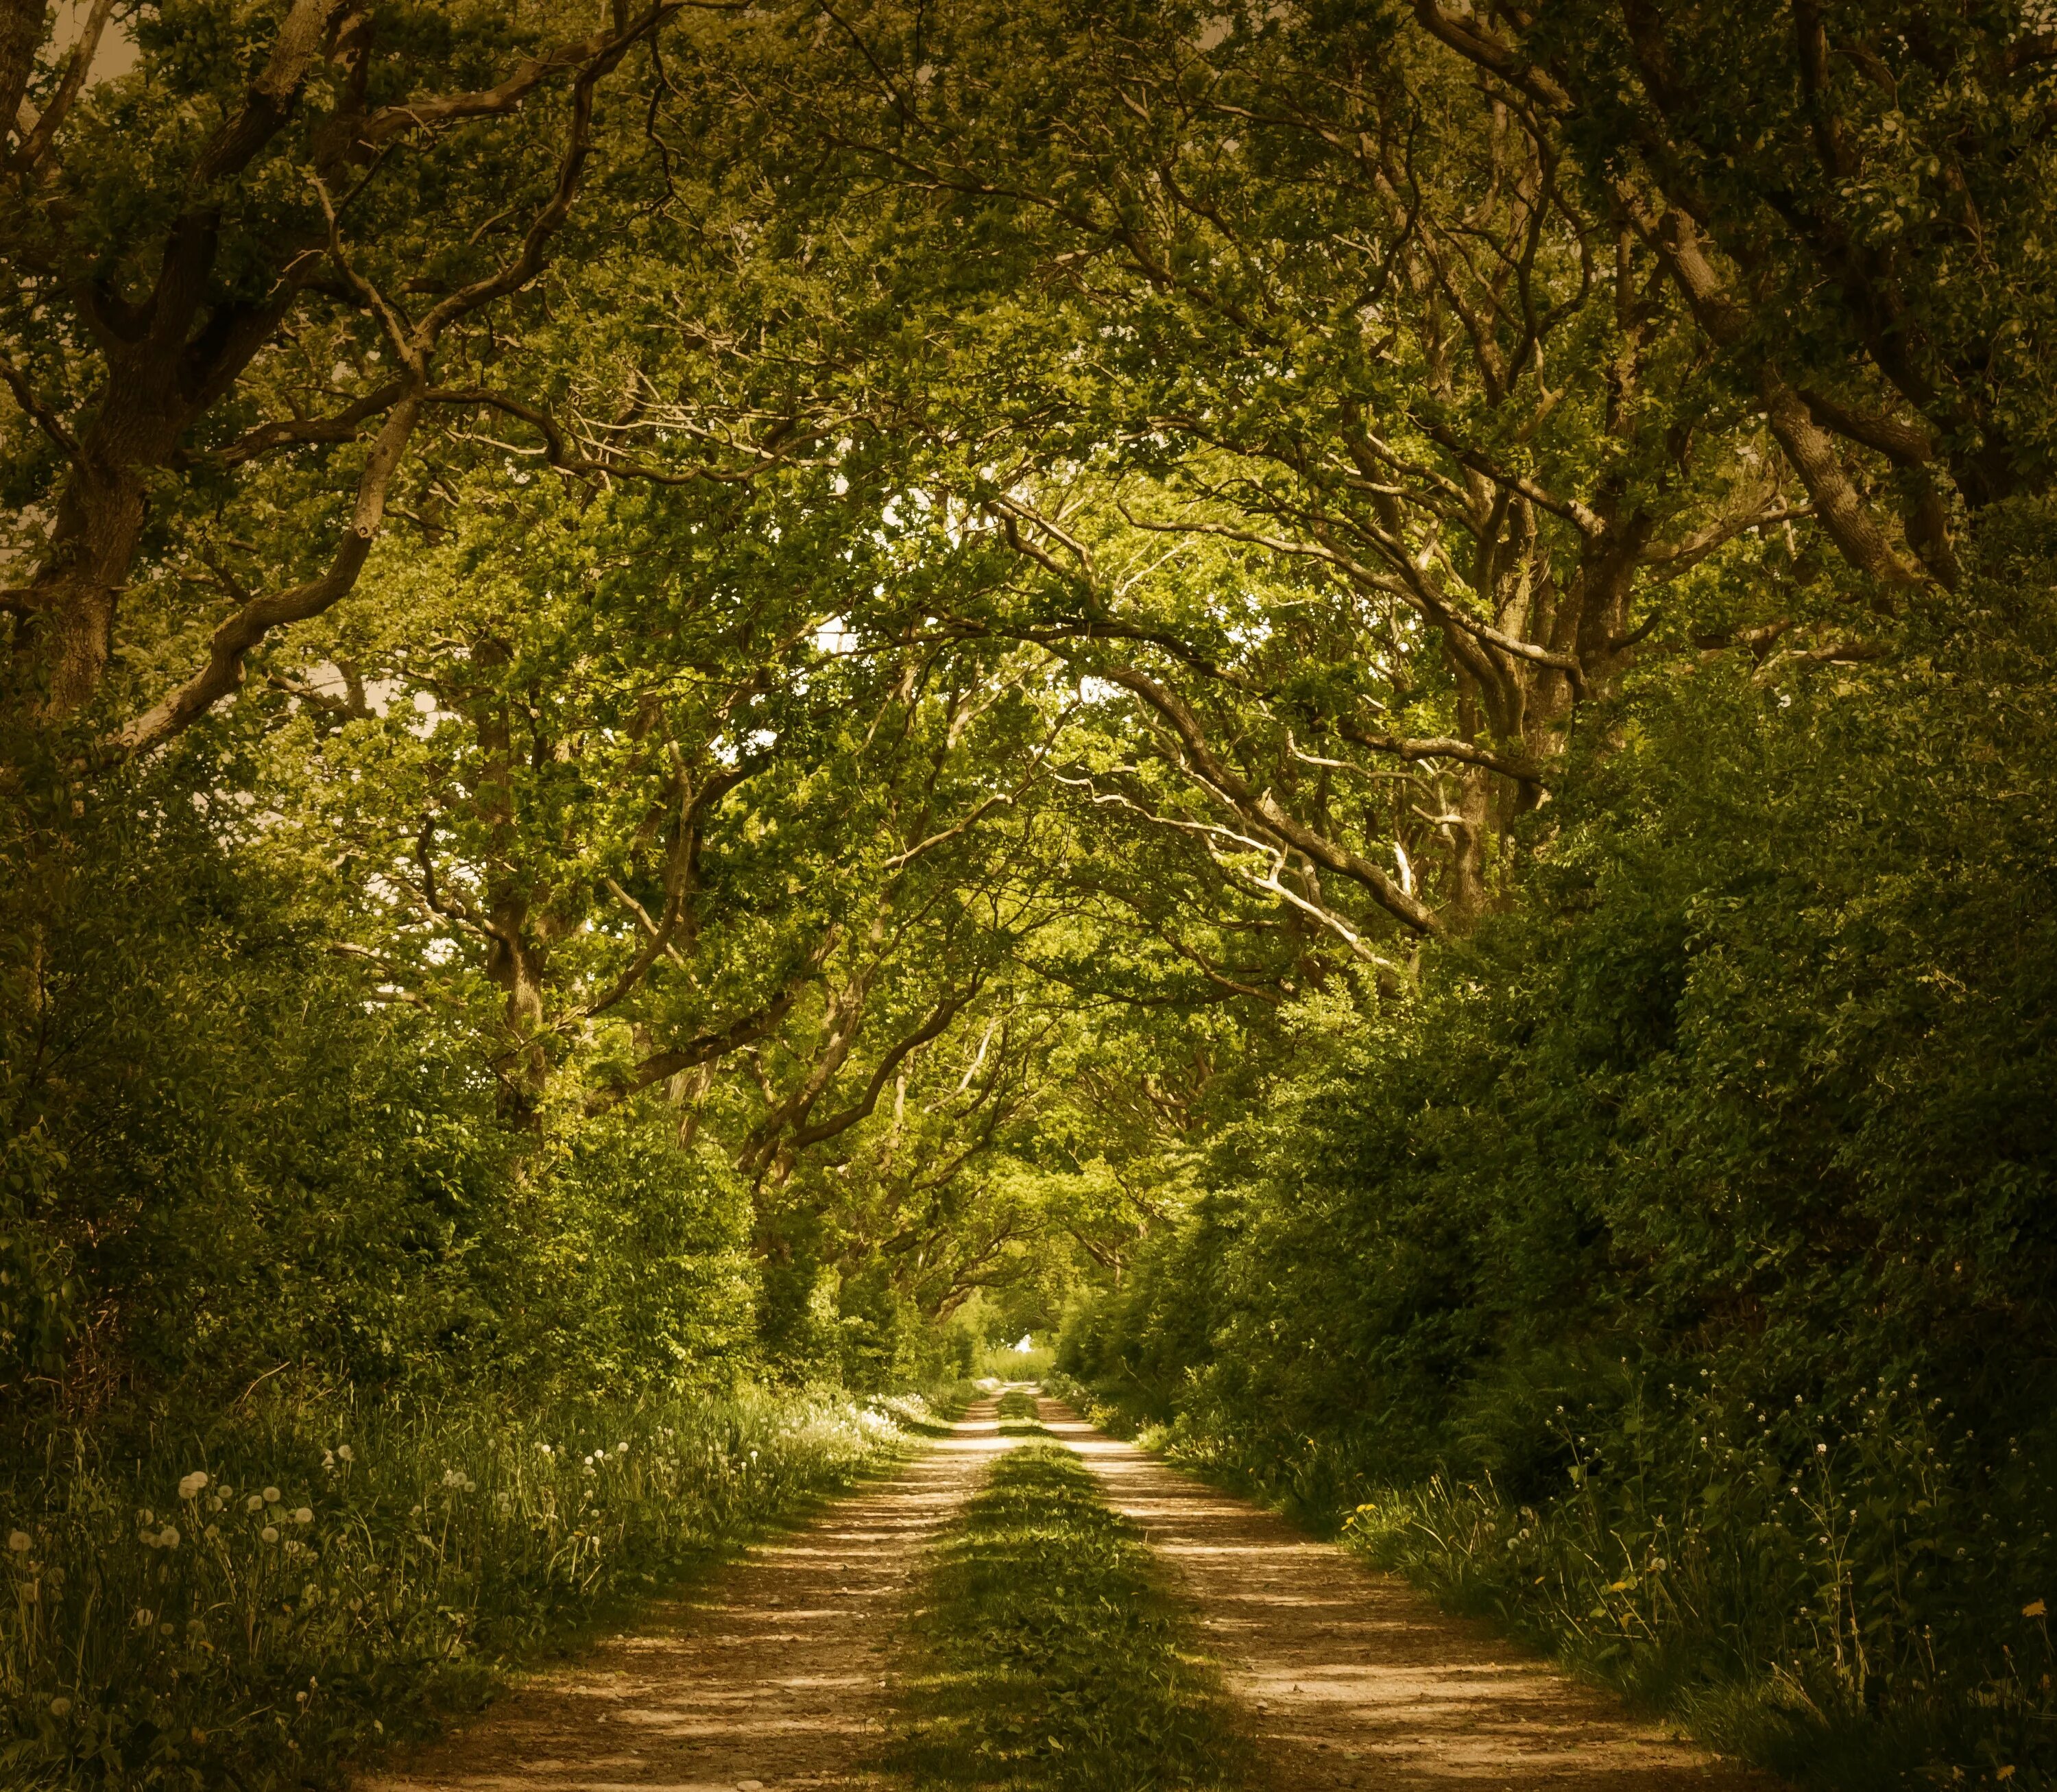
[{"left": 888, "top": 1405, "right": 1247, "bottom": 1792}]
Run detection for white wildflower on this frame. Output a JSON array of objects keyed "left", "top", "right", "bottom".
[{"left": 178, "top": 1472, "right": 208, "bottom": 1501}]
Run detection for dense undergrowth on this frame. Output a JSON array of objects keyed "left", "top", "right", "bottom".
[
  {"left": 888, "top": 1431, "right": 1244, "bottom": 1792},
  {"left": 0, "top": 1381, "right": 958, "bottom": 1789},
  {"left": 1059, "top": 644, "right": 2057, "bottom": 1791}
]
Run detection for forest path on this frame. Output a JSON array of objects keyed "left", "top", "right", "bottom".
[
  {"left": 1042, "top": 1397, "right": 1778, "bottom": 1792},
  {"left": 359, "top": 1397, "right": 1015, "bottom": 1792}
]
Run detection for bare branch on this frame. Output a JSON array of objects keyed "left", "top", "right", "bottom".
[{"left": 0, "top": 350, "right": 77, "bottom": 455}]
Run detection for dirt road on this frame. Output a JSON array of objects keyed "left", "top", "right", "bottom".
[
  {"left": 361, "top": 1394, "right": 1774, "bottom": 1791},
  {"left": 1041, "top": 1398, "right": 1772, "bottom": 1791},
  {"left": 360, "top": 1400, "right": 1014, "bottom": 1792}
]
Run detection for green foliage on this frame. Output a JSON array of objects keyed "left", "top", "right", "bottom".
[
  {"left": 7, "top": 4, "right": 2057, "bottom": 1784},
  {"left": 0, "top": 1382, "right": 931, "bottom": 1790},
  {"left": 889, "top": 1440, "right": 1246, "bottom": 1792},
  {"left": 0, "top": 761, "right": 762, "bottom": 1410},
  {"left": 1063, "top": 630, "right": 2057, "bottom": 1784}
]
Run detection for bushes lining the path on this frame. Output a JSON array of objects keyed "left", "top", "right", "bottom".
[{"left": 1057, "top": 658, "right": 2057, "bottom": 1791}]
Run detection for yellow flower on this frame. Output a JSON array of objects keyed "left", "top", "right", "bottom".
[{"left": 2025, "top": 1599, "right": 2047, "bottom": 1618}]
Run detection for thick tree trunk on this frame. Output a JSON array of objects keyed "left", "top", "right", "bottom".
[
  {"left": 0, "top": 0, "right": 46, "bottom": 141},
  {"left": 11, "top": 348, "right": 200, "bottom": 721}
]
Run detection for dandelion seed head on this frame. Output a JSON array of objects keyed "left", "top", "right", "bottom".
[
  {"left": 246, "top": 1494, "right": 265, "bottom": 1512},
  {"left": 158, "top": 1525, "right": 180, "bottom": 1549},
  {"left": 49, "top": 1697, "right": 71, "bottom": 1719},
  {"left": 6, "top": 1530, "right": 29, "bottom": 1553},
  {"left": 263, "top": 1487, "right": 281, "bottom": 1504},
  {"left": 337, "top": 1445, "right": 354, "bottom": 1463},
  {"left": 178, "top": 1472, "right": 208, "bottom": 1501},
  {"left": 261, "top": 1525, "right": 280, "bottom": 1544}
]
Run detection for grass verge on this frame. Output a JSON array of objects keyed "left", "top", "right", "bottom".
[
  {"left": 888, "top": 1437, "right": 1247, "bottom": 1792},
  {"left": 1, "top": 1383, "right": 957, "bottom": 1790}
]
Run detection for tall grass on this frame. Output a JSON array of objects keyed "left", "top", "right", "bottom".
[
  {"left": 1, "top": 1382, "right": 944, "bottom": 1789},
  {"left": 1340, "top": 1369, "right": 2057, "bottom": 1791}
]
